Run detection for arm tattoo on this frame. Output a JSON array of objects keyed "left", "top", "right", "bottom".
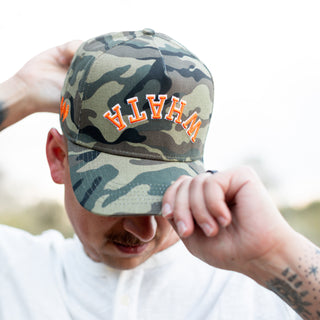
[
  {"left": 266, "top": 268, "right": 312, "bottom": 318},
  {"left": 266, "top": 248, "right": 320, "bottom": 320},
  {"left": 0, "top": 101, "right": 8, "bottom": 129}
]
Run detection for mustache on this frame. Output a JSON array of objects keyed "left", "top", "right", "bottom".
[{"left": 106, "top": 232, "right": 144, "bottom": 247}]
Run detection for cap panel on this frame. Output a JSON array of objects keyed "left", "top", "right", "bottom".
[
  {"left": 60, "top": 31, "right": 140, "bottom": 141},
  {"left": 83, "top": 31, "right": 138, "bottom": 53}
]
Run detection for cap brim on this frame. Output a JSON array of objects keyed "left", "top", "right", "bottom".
[{"left": 67, "top": 140, "right": 205, "bottom": 216}]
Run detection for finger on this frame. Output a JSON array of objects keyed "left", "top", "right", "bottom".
[
  {"left": 161, "top": 175, "right": 189, "bottom": 219},
  {"left": 189, "top": 173, "right": 220, "bottom": 236},
  {"left": 162, "top": 175, "right": 194, "bottom": 238},
  {"left": 203, "top": 173, "right": 232, "bottom": 227},
  {"left": 171, "top": 176, "right": 195, "bottom": 238}
]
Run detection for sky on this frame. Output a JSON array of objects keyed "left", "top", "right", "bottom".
[{"left": 0, "top": 0, "right": 320, "bottom": 208}]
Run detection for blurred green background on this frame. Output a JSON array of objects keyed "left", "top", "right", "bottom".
[
  {"left": 0, "top": 199, "right": 319, "bottom": 246},
  {"left": 281, "top": 201, "right": 320, "bottom": 246},
  {"left": 0, "top": 201, "right": 74, "bottom": 238}
]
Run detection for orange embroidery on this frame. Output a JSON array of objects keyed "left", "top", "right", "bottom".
[
  {"left": 103, "top": 104, "right": 127, "bottom": 131},
  {"left": 164, "top": 96, "right": 186, "bottom": 124},
  {"left": 182, "top": 112, "right": 202, "bottom": 143},
  {"left": 60, "top": 97, "right": 70, "bottom": 122},
  {"left": 146, "top": 94, "right": 167, "bottom": 119},
  {"left": 102, "top": 95, "right": 202, "bottom": 143},
  {"left": 127, "top": 97, "right": 147, "bottom": 123}
]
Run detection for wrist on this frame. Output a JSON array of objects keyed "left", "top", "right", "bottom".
[
  {"left": 0, "top": 75, "right": 34, "bottom": 129},
  {"left": 242, "top": 227, "right": 301, "bottom": 285},
  {"left": 11, "top": 73, "right": 36, "bottom": 114}
]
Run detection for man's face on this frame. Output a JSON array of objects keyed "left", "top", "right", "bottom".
[{"left": 63, "top": 161, "right": 179, "bottom": 270}]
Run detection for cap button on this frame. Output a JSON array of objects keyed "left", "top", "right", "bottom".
[{"left": 142, "top": 28, "right": 155, "bottom": 36}]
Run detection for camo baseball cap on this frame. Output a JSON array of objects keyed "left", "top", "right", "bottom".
[{"left": 60, "top": 28, "right": 214, "bottom": 216}]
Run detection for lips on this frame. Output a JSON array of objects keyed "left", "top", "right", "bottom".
[{"left": 113, "top": 241, "right": 148, "bottom": 254}]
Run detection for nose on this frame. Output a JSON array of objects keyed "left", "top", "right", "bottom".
[{"left": 122, "top": 216, "right": 157, "bottom": 242}]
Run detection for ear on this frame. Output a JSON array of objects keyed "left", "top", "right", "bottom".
[{"left": 46, "top": 128, "right": 68, "bottom": 184}]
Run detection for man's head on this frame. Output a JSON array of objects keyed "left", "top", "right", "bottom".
[
  {"left": 46, "top": 29, "right": 214, "bottom": 269},
  {"left": 46, "top": 129, "right": 179, "bottom": 269}
]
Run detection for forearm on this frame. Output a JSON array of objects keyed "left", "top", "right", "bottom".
[
  {"left": 0, "top": 76, "right": 32, "bottom": 131},
  {"left": 249, "top": 231, "right": 320, "bottom": 320}
]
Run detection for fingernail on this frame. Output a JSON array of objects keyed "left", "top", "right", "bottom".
[
  {"left": 218, "top": 216, "right": 229, "bottom": 227},
  {"left": 200, "top": 223, "right": 214, "bottom": 236},
  {"left": 177, "top": 221, "right": 187, "bottom": 237},
  {"left": 161, "top": 203, "right": 172, "bottom": 218}
]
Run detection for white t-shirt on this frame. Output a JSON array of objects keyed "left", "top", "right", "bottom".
[{"left": 0, "top": 225, "right": 301, "bottom": 320}]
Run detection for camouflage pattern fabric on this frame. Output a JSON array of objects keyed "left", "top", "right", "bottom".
[{"left": 60, "top": 28, "right": 214, "bottom": 216}]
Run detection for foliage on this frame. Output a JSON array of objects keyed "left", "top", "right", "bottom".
[{"left": 281, "top": 201, "right": 320, "bottom": 246}]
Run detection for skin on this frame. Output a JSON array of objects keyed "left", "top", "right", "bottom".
[{"left": 161, "top": 169, "right": 293, "bottom": 271}]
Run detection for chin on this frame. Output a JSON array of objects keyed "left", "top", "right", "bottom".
[{"left": 103, "top": 256, "right": 150, "bottom": 270}]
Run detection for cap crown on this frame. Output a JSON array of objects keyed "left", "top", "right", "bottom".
[{"left": 60, "top": 29, "right": 214, "bottom": 162}]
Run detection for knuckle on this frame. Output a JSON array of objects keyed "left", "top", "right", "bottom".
[
  {"left": 237, "top": 166, "right": 261, "bottom": 185},
  {"left": 176, "top": 174, "right": 191, "bottom": 182},
  {"left": 238, "top": 165, "right": 258, "bottom": 178},
  {"left": 189, "top": 173, "right": 206, "bottom": 190}
]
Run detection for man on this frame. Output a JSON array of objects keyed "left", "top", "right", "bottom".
[{"left": 0, "top": 29, "right": 319, "bottom": 320}]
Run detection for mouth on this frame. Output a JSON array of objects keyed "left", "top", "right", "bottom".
[{"left": 112, "top": 241, "right": 149, "bottom": 254}]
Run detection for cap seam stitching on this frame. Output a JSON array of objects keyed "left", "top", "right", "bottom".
[{"left": 152, "top": 34, "right": 168, "bottom": 77}]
